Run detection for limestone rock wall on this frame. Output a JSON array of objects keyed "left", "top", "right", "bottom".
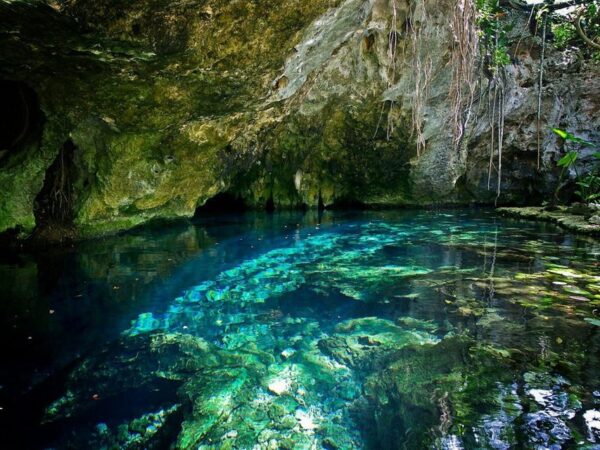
[{"left": 0, "top": 0, "right": 599, "bottom": 238}]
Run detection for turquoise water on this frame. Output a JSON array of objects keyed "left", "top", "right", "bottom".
[{"left": 1, "top": 209, "right": 600, "bottom": 449}]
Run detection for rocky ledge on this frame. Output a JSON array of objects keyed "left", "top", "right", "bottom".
[
  {"left": 1, "top": 0, "right": 599, "bottom": 240},
  {"left": 498, "top": 206, "right": 600, "bottom": 236}
]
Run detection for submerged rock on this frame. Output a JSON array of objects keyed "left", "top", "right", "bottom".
[
  {"left": 24, "top": 212, "right": 600, "bottom": 448},
  {"left": 584, "top": 409, "right": 600, "bottom": 442},
  {"left": 318, "top": 316, "right": 439, "bottom": 371}
]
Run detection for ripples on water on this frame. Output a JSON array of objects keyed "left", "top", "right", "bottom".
[{"left": 0, "top": 209, "right": 599, "bottom": 449}]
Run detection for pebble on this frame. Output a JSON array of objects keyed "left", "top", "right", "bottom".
[
  {"left": 268, "top": 378, "right": 291, "bottom": 396},
  {"left": 281, "top": 348, "right": 295, "bottom": 359},
  {"left": 295, "top": 409, "right": 317, "bottom": 431},
  {"left": 223, "top": 430, "right": 238, "bottom": 439}
]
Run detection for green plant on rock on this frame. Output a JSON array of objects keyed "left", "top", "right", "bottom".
[
  {"left": 552, "top": 127, "right": 599, "bottom": 203},
  {"left": 552, "top": 21, "right": 577, "bottom": 49},
  {"left": 475, "top": 0, "right": 512, "bottom": 74},
  {"left": 546, "top": 1, "right": 600, "bottom": 56},
  {"left": 575, "top": 172, "right": 600, "bottom": 202}
]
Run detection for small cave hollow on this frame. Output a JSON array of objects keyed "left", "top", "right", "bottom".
[
  {"left": 0, "top": 80, "right": 43, "bottom": 163},
  {"left": 32, "top": 139, "right": 77, "bottom": 242},
  {"left": 362, "top": 33, "right": 375, "bottom": 52},
  {"left": 274, "top": 75, "right": 289, "bottom": 91},
  {"left": 195, "top": 192, "right": 247, "bottom": 216}
]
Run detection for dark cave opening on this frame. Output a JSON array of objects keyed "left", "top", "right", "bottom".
[
  {"left": 265, "top": 194, "right": 275, "bottom": 213},
  {"left": 195, "top": 192, "right": 247, "bottom": 216},
  {"left": 31, "top": 139, "right": 77, "bottom": 243},
  {"left": 0, "top": 80, "right": 43, "bottom": 162}
]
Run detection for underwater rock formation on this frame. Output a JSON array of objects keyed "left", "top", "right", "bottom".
[
  {"left": 1, "top": 0, "right": 599, "bottom": 238},
  {"left": 4, "top": 210, "right": 595, "bottom": 448}
]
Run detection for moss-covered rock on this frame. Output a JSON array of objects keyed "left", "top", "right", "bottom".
[
  {"left": 498, "top": 206, "right": 600, "bottom": 235},
  {"left": 1, "top": 0, "right": 599, "bottom": 239}
]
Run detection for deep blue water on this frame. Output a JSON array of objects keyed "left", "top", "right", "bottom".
[{"left": 0, "top": 209, "right": 599, "bottom": 449}]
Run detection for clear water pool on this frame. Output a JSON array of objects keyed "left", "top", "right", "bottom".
[{"left": 1, "top": 209, "right": 599, "bottom": 449}]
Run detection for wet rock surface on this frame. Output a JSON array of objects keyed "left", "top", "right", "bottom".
[
  {"left": 0, "top": 1, "right": 599, "bottom": 239},
  {"left": 498, "top": 206, "right": 600, "bottom": 236}
]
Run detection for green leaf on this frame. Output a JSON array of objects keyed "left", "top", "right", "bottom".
[
  {"left": 557, "top": 151, "right": 578, "bottom": 167},
  {"left": 552, "top": 128, "right": 568, "bottom": 139},
  {"left": 552, "top": 128, "right": 595, "bottom": 147},
  {"left": 571, "top": 136, "right": 595, "bottom": 146},
  {"left": 592, "top": 152, "right": 600, "bottom": 159},
  {"left": 584, "top": 318, "right": 600, "bottom": 327}
]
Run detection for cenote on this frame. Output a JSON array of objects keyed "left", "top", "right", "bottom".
[
  {"left": 0, "top": 209, "right": 598, "bottom": 449},
  {"left": 3, "top": 0, "right": 600, "bottom": 447}
]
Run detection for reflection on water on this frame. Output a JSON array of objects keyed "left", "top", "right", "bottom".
[{"left": 0, "top": 209, "right": 599, "bottom": 449}]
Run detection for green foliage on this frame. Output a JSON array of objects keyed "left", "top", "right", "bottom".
[
  {"left": 552, "top": 128, "right": 599, "bottom": 203},
  {"left": 552, "top": 22, "right": 576, "bottom": 49},
  {"left": 557, "top": 151, "right": 578, "bottom": 168},
  {"left": 582, "top": 1, "right": 600, "bottom": 41},
  {"left": 575, "top": 174, "right": 600, "bottom": 202},
  {"left": 585, "top": 318, "right": 600, "bottom": 327},
  {"left": 548, "top": 1, "right": 600, "bottom": 56},
  {"left": 552, "top": 128, "right": 595, "bottom": 147},
  {"left": 475, "top": 0, "right": 512, "bottom": 72}
]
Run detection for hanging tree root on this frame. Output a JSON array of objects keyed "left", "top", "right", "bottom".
[
  {"left": 373, "top": 0, "right": 401, "bottom": 143},
  {"left": 536, "top": 12, "right": 548, "bottom": 171},
  {"left": 449, "top": 0, "right": 478, "bottom": 151},
  {"left": 409, "top": 0, "right": 433, "bottom": 157}
]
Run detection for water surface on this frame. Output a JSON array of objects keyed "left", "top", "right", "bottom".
[{"left": 1, "top": 209, "right": 599, "bottom": 449}]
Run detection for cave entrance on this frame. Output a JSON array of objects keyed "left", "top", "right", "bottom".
[
  {"left": 195, "top": 192, "right": 246, "bottom": 216},
  {"left": 0, "top": 80, "right": 43, "bottom": 163}
]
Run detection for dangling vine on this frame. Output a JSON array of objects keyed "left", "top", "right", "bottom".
[
  {"left": 376, "top": 0, "right": 600, "bottom": 177},
  {"left": 449, "top": 0, "right": 479, "bottom": 151},
  {"left": 536, "top": 8, "right": 549, "bottom": 171},
  {"left": 374, "top": 0, "right": 401, "bottom": 143},
  {"left": 384, "top": 0, "right": 401, "bottom": 141},
  {"left": 476, "top": 0, "right": 510, "bottom": 199},
  {"left": 409, "top": 0, "right": 433, "bottom": 157},
  {"left": 376, "top": 0, "right": 433, "bottom": 157}
]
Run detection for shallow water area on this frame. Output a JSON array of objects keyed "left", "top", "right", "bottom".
[{"left": 1, "top": 209, "right": 600, "bottom": 449}]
